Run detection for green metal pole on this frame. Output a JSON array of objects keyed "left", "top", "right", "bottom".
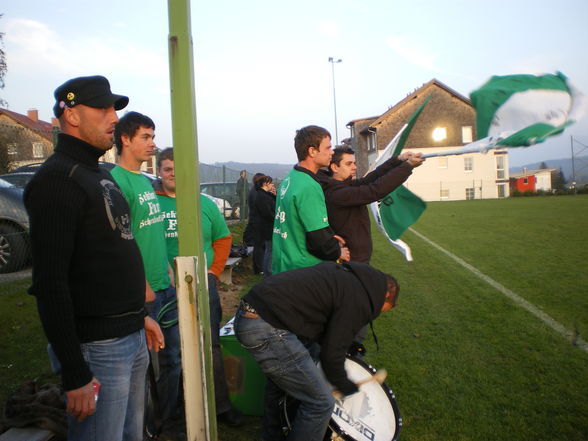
[{"left": 167, "top": 0, "right": 217, "bottom": 438}]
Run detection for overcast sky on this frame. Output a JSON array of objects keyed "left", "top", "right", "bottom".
[{"left": 2, "top": 0, "right": 587, "bottom": 167}]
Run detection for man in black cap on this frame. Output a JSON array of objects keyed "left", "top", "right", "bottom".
[
  {"left": 234, "top": 261, "right": 399, "bottom": 441},
  {"left": 25, "top": 75, "right": 164, "bottom": 441}
]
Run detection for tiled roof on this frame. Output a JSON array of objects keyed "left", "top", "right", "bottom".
[
  {"left": 0, "top": 108, "right": 55, "bottom": 141},
  {"left": 369, "top": 78, "right": 471, "bottom": 128}
]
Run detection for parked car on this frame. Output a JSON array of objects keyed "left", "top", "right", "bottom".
[
  {"left": 0, "top": 172, "right": 35, "bottom": 189},
  {"left": 0, "top": 178, "right": 30, "bottom": 273}
]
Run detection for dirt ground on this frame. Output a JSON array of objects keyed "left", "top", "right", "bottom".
[{"left": 217, "top": 262, "right": 253, "bottom": 322}]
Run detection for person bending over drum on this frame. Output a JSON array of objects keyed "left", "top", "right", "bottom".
[{"left": 234, "top": 261, "right": 399, "bottom": 441}]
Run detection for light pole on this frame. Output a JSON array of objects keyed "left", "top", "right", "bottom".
[{"left": 328, "top": 57, "right": 342, "bottom": 146}]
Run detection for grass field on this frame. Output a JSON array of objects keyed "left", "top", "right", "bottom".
[
  {"left": 367, "top": 195, "right": 588, "bottom": 441},
  {"left": 1, "top": 196, "right": 587, "bottom": 440}
]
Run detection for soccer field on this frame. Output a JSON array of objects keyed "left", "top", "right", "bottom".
[{"left": 368, "top": 195, "right": 588, "bottom": 441}]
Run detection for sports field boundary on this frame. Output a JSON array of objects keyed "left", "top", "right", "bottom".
[{"left": 409, "top": 227, "right": 588, "bottom": 353}]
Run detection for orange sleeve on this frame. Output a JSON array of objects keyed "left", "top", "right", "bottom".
[{"left": 208, "top": 235, "right": 232, "bottom": 278}]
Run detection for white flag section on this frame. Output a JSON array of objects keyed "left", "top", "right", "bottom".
[
  {"left": 422, "top": 72, "right": 587, "bottom": 159},
  {"left": 369, "top": 99, "right": 430, "bottom": 261}
]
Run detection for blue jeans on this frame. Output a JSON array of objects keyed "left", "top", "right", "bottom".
[
  {"left": 49, "top": 330, "right": 149, "bottom": 441},
  {"left": 208, "top": 273, "right": 232, "bottom": 414},
  {"left": 234, "top": 309, "right": 334, "bottom": 441},
  {"left": 147, "top": 285, "right": 182, "bottom": 426}
]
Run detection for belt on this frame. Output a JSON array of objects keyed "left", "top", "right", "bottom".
[{"left": 239, "top": 299, "right": 260, "bottom": 318}]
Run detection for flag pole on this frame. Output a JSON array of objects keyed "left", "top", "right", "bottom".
[{"left": 167, "top": 1, "right": 216, "bottom": 440}]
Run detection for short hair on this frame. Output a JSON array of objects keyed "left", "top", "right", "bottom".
[
  {"left": 294, "top": 125, "right": 331, "bottom": 162},
  {"left": 114, "top": 111, "right": 155, "bottom": 155},
  {"left": 157, "top": 147, "right": 174, "bottom": 169},
  {"left": 331, "top": 146, "right": 355, "bottom": 167},
  {"left": 255, "top": 175, "right": 273, "bottom": 190}
]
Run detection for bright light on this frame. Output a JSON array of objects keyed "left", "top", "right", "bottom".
[{"left": 432, "top": 127, "right": 447, "bottom": 142}]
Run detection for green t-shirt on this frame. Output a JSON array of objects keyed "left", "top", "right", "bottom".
[
  {"left": 110, "top": 166, "right": 170, "bottom": 291},
  {"left": 272, "top": 168, "right": 330, "bottom": 274},
  {"left": 157, "top": 193, "right": 230, "bottom": 268}
]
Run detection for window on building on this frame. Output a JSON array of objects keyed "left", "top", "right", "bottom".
[
  {"left": 462, "top": 126, "right": 473, "bottom": 143},
  {"left": 464, "top": 157, "right": 473, "bottom": 172},
  {"left": 7, "top": 143, "right": 18, "bottom": 155},
  {"left": 465, "top": 187, "right": 475, "bottom": 200},
  {"left": 497, "top": 184, "right": 506, "bottom": 198},
  {"left": 438, "top": 157, "right": 448, "bottom": 169},
  {"left": 32, "top": 142, "right": 45, "bottom": 158},
  {"left": 367, "top": 132, "right": 376, "bottom": 152},
  {"left": 523, "top": 177, "right": 528, "bottom": 184},
  {"left": 496, "top": 155, "right": 505, "bottom": 179},
  {"left": 440, "top": 189, "right": 449, "bottom": 199}
]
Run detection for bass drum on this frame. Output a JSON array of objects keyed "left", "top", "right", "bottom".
[{"left": 281, "top": 356, "right": 402, "bottom": 441}]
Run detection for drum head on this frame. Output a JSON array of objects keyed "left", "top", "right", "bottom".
[
  {"left": 281, "top": 356, "right": 402, "bottom": 441},
  {"left": 328, "top": 356, "right": 402, "bottom": 441}
]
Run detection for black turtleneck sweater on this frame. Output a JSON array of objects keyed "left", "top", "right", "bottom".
[{"left": 24, "top": 133, "right": 146, "bottom": 391}]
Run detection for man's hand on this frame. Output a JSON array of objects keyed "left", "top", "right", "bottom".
[
  {"left": 406, "top": 152, "right": 425, "bottom": 168},
  {"left": 145, "top": 282, "right": 155, "bottom": 302},
  {"left": 66, "top": 378, "right": 99, "bottom": 422},
  {"left": 145, "top": 316, "right": 165, "bottom": 352},
  {"left": 333, "top": 234, "right": 351, "bottom": 262}
]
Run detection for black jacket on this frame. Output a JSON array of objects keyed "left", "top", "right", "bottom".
[
  {"left": 243, "top": 261, "right": 388, "bottom": 395},
  {"left": 24, "top": 134, "right": 146, "bottom": 391},
  {"left": 252, "top": 188, "right": 276, "bottom": 241},
  {"left": 317, "top": 157, "right": 413, "bottom": 263}
]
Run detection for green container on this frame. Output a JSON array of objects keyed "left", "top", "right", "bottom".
[{"left": 220, "top": 319, "right": 266, "bottom": 416}]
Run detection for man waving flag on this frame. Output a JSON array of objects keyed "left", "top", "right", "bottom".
[{"left": 371, "top": 72, "right": 586, "bottom": 261}]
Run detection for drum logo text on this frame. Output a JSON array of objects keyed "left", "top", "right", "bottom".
[{"left": 333, "top": 405, "right": 376, "bottom": 441}]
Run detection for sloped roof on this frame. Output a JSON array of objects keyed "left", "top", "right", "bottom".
[
  {"left": 369, "top": 78, "right": 472, "bottom": 129},
  {"left": 510, "top": 168, "right": 558, "bottom": 178},
  {"left": 0, "top": 108, "right": 55, "bottom": 141}
]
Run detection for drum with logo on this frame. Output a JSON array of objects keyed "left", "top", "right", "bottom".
[{"left": 282, "top": 356, "right": 402, "bottom": 441}]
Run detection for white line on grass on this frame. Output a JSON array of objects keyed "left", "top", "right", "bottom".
[{"left": 410, "top": 228, "right": 588, "bottom": 353}]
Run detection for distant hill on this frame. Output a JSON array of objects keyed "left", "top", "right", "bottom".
[
  {"left": 510, "top": 156, "right": 588, "bottom": 186},
  {"left": 213, "top": 161, "right": 294, "bottom": 180}
]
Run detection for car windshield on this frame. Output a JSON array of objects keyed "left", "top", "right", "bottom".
[{"left": 0, "top": 178, "right": 14, "bottom": 188}]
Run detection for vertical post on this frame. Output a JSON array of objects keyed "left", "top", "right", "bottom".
[
  {"left": 222, "top": 165, "right": 227, "bottom": 218},
  {"left": 167, "top": 1, "right": 216, "bottom": 440},
  {"left": 328, "top": 57, "right": 342, "bottom": 146},
  {"left": 571, "top": 135, "right": 577, "bottom": 194},
  {"left": 52, "top": 125, "right": 60, "bottom": 148}
]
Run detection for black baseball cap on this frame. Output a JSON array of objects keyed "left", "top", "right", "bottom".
[{"left": 53, "top": 75, "right": 129, "bottom": 117}]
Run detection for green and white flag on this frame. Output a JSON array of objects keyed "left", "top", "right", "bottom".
[
  {"left": 422, "top": 72, "right": 587, "bottom": 158},
  {"left": 369, "top": 98, "right": 429, "bottom": 261}
]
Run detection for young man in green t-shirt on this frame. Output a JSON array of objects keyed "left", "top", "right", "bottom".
[
  {"left": 111, "top": 112, "right": 180, "bottom": 436},
  {"left": 272, "top": 125, "right": 350, "bottom": 274},
  {"left": 154, "top": 148, "right": 243, "bottom": 427}
]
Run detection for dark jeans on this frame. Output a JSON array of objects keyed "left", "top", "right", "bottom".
[
  {"left": 147, "top": 286, "right": 181, "bottom": 428},
  {"left": 235, "top": 309, "right": 334, "bottom": 441},
  {"left": 253, "top": 237, "right": 266, "bottom": 274},
  {"left": 208, "top": 273, "right": 232, "bottom": 415}
]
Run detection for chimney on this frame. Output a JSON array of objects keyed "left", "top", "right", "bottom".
[{"left": 27, "top": 109, "right": 39, "bottom": 122}]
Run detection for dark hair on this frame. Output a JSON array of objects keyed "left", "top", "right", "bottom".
[
  {"left": 330, "top": 146, "right": 355, "bottom": 167},
  {"left": 255, "top": 175, "right": 273, "bottom": 190},
  {"left": 294, "top": 125, "right": 331, "bottom": 162},
  {"left": 157, "top": 147, "right": 174, "bottom": 169},
  {"left": 114, "top": 111, "right": 155, "bottom": 155},
  {"left": 252, "top": 172, "right": 265, "bottom": 184}
]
